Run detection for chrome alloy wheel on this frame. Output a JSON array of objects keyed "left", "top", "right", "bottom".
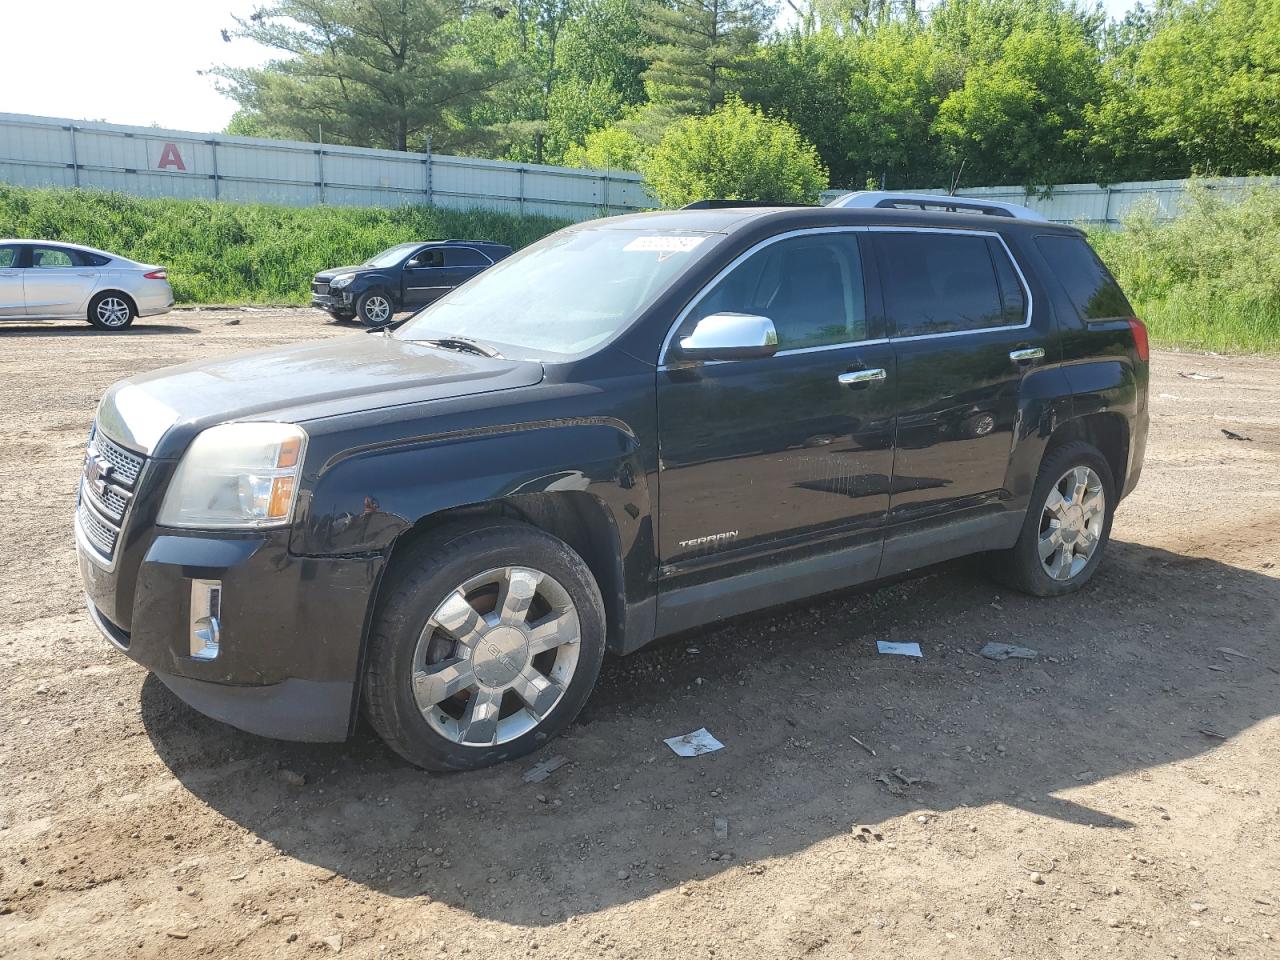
[
  {"left": 412, "top": 566, "right": 582, "bottom": 746},
  {"left": 96, "top": 297, "right": 131, "bottom": 327},
  {"left": 1038, "top": 465, "right": 1106, "bottom": 580},
  {"left": 363, "top": 295, "right": 392, "bottom": 324}
]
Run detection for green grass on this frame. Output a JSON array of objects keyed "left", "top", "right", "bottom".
[
  {"left": 3, "top": 182, "right": 1278, "bottom": 353},
  {"left": 0, "top": 185, "right": 569, "bottom": 305},
  {"left": 1090, "top": 183, "right": 1280, "bottom": 353}
]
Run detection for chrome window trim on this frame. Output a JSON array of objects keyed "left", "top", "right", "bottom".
[
  {"left": 657, "top": 226, "right": 875, "bottom": 368},
  {"left": 656, "top": 224, "right": 1034, "bottom": 367},
  {"left": 866, "top": 226, "right": 1033, "bottom": 341}
]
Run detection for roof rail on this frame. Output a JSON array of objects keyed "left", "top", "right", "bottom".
[
  {"left": 826, "top": 191, "right": 1047, "bottom": 221},
  {"left": 681, "top": 199, "right": 812, "bottom": 209}
]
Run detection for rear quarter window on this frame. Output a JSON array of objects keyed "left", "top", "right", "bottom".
[{"left": 1035, "top": 234, "right": 1132, "bottom": 320}]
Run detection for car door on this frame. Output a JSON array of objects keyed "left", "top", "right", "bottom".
[
  {"left": 23, "top": 245, "right": 100, "bottom": 317},
  {"left": 0, "top": 245, "right": 22, "bottom": 317},
  {"left": 401, "top": 247, "right": 447, "bottom": 309},
  {"left": 870, "top": 228, "right": 1046, "bottom": 572},
  {"left": 655, "top": 229, "right": 895, "bottom": 624}
]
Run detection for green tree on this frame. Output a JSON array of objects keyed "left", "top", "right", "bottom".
[
  {"left": 1126, "top": 0, "right": 1280, "bottom": 175},
  {"left": 558, "top": 0, "right": 648, "bottom": 105},
  {"left": 931, "top": 17, "right": 1105, "bottom": 188},
  {"left": 641, "top": 96, "right": 829, "bottom": 205},
  {"left": 738, "top": 30, "right": 861, "bottom": 185},
  {"left": 454, "top": 0, "right": 647, "bottom": 163},
  {"left": 844, "top": 24, "right": 962, "bottom": 188},
  {"left": 563, "top": 123, "right": 648, "bottom": 168},
  {"left": 214, "top": 0, "right": 509, "bottom": 153},
  {"left": 641, "top": 0, "right": 776, "bottom": 117}
]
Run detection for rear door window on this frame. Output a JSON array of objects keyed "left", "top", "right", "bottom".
[
  {"left": 876, "top": 231, "right": 1025, "bottom": 337},
  {"left": 0, "top": 246, "right": 17, "bottom": 268},
  {"left": 1034, "top": 234, "right": 1132, "bottom": 320},
  {"left": 444, "top": 247, "right": 492, "bottom": 268}
]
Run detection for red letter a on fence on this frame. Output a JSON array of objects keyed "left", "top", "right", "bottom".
[{"left": 157, "top": 142, "right": 187, "bottom": 171}]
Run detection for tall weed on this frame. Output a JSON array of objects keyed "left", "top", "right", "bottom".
[{"left": 0, "top": 185, "right": 568, "bottom": 304}]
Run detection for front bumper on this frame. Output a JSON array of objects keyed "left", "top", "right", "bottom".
[
  {"left": 311, "top": 291, "right": 353, "bottom": 312},
  {"left": 78, "top": 517, "right": 384, "bottom": 742}
]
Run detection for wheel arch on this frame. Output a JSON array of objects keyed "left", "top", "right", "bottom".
[
  {"left": 296, "top": 421, "right": 656, "bottom": 659},
  {"left": 89, "top": 288, "right": 138, "bottom": 317},
  {"left": 358, "top": 282, "right": 399, "bottom": 310},
  {"left": 1044, "top": 412, "right": 1129, "bottom": 493},
  {"left": 384, "top": 491, "right": 628, "bottom": 654}
]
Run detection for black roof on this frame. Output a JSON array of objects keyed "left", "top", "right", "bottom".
[{"left": 584, "top": 205, "right": 1082, "bottom": 236}]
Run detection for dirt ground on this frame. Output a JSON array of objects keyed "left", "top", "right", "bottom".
[{"left": 1, "top": 307, "right": 1278, "bottom": 960}]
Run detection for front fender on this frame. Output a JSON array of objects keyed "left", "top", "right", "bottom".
[
  {"left": 350, "top": 273, "right": 397, "bottom": 301},
  {"left": 292, "top": 420, "right": 650, "bottom": 559}
]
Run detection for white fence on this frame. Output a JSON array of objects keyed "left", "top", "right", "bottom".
[
  {"left": 825, "top": 176, "right": 1279, "bottom": 227},
  {"left": 3, "top": 111, "right": 1274, "bottom": 228},
  {"left": 0, "top": 112, "right": 657, "bottom": 221}
]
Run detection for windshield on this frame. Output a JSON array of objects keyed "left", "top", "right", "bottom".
[
  {"left": 395, "top": 227, "right": 719, "bottom": 359},
  {"left": 366, "top": 243, "right": 421, "bottom": 268}
]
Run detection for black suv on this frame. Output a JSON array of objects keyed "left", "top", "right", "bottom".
[
  {"left": 311, "top": 239, "right": 512, "bottom": 326},
  {"left": 77, "top": 196, "right": 1148, "bottom": 771}
]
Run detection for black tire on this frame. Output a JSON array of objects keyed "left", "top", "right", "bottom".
[
  {"left": 355, "top": 289, "right": 395, "bottom": 327},
  {"left": 996, "top": 441, "right": 1116, "bottom": 597},
  {"left": 363, "top": 520, "right": 606, "bottom": 771},
  {"left": 87, "top": 292, "right": 136, "bottom": 330}
]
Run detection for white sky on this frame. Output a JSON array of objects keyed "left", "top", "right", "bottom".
[{"left": 1, "top": 0, "right": 1139, "bottom": 135}]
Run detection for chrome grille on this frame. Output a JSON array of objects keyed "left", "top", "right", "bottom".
[
  {"left": 92, "top": 433, "right": 144, "bottom": 488},
  {"left": 77, "top": 498, "right": 119, "bottom": 556},
  {"left": 83, "top": 474, "right": 130, "bottom": 522},
  {"left": 312, "top": 281, "right": 330, "bottom": 295},
  {"left": 78, "top": 426, "right": 147, "bottom": 563}
]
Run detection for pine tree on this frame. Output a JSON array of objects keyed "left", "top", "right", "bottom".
[{"left": 641, "top": 0, "right": 775, "bottom": 117}]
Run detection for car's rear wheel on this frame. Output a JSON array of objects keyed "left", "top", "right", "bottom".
[
  {"left": 997, "top": 441, "right": 1115, "bottom": 597},
  {"left": 87, "top": 292, "right": 136, "bottom": 330},
  {"left": 355, "top": 290, "right": 394, "bottom": 327},
  {"left": 363, "top": 521, "right": 606, "bottom": 771}
]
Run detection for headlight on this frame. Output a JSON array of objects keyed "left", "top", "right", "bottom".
[
  {"left": 328, "top": 274, "right": 354, "bottom": 289},
  {"left": 158, "top": 423, "right": 307, "bottom": 529}
]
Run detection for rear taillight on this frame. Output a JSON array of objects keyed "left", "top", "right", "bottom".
[
  {"left": 1127, "top": 317, "right": 1149, "bottom": 363},
  {"left": 144, "top": 269, "right": 167, "bottom": 280}
]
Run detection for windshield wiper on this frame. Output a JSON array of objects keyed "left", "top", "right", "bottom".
[{"left": 422, "top": 336, "right": 504, "bottom": 359}]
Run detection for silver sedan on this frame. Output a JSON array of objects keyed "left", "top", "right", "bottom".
[{"left": 0, "top": 239, "right": 174, "bottom": 330}]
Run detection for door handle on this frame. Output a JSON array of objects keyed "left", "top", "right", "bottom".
[
  {"left": 838, "top": 368, "right": 887, "bottom": 387},
  {"left": 76, "top": 272, "right": 97, "bottom": 277},
  {"left": 1009, "top": 347, "right": 1045, "bottom": 363}
]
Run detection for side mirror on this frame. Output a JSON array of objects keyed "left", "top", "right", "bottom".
[
  {"left": 406, "top": 258, "right": 421, "bottom": 268},
  {"left": 677, "top": 313, "right": 779, "bottom": 361}
]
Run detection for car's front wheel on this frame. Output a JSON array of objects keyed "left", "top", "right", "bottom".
[
  {"left": 87, "top": 292, "right": 136, "bottom": 330},
  {"left": 355, "top": 290, "right": 394, "bottom": 327},
  {"left": 998, "top": 441, "right": 1115, "bottom": 597},
  {"left": 363, "top": 521, "right": 606, "bottom": 771}
]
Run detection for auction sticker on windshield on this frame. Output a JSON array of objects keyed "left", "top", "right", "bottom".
[{"left": 623, "top": 235, "right": 707, "bottom": 254}]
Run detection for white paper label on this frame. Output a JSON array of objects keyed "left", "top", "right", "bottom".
[{"left": 623, "top": 235, "right": 706, "bottom": 253}]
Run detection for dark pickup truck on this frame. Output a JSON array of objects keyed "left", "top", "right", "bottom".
[
  {"left": 77, "top": 194, "right": 1148, "bottom": 771},
  {"left": 311, "top": 239, "right": 512, "bottom": 326}
]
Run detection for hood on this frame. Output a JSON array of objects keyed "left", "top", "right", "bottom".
[
  {"left": 314, "top": 264, "right": 369, "bottom": 281},
  {"left": 96, "top": 333, "right": 544, "bottom": 458}
]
